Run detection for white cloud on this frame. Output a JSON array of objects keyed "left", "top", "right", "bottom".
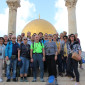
[
  {"left": 54, "top": 0, "right": 68, "bottom": 34},
  {"left": 0, "top": 8, "right": 9, "bottom": 36},
  {"left": 54, "top": 0, "right": 85, "bottom": 51},
  {"left": 76, "top": 0, "right": 85, "bottom": 51},
  {"left": 0, "top": 0, "right": 36, "bottom": 36},
  {"left": 16, "top": 0, "right": 36, "bottom": 36}
]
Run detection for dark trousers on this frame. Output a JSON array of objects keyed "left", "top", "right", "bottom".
[
  {"left": 57, "top": 54, "right": 63, "bottom": 73},
  {"left": 44, "top": 60, "right": 47, "bottom": 72},
  {"left": 67, "top": 54, "right": 79, "bottom": 82},
  {"left": 46, "top": 55, "right": 57, "bottom": 78},
  {"left": 62, "top": 57, "right": 67, "bottom": 73},
  {"left": 79, "top": 59, "right": 82, "bottom": 64}
]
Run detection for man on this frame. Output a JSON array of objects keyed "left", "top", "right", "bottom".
[
  {"left": 63, "top": 31, "right": 67, "bottom": 36},
  {"left": 5, "top": 35, "right": 19, "bottom": 82},
  {"left": 8, "top": 33, "right": 13, "bottom": 41},
  {"left": 30, "top": 35, "right": 45, "bottom": 82},
  {"left": 27, "top": 32, "right": 32, "bottom": 45},
  {"left": 3, "top": 35, "right": 8, "bottom": 46},
  {"left": 38, "top": 32, "right": 44, "bottom": 43}
]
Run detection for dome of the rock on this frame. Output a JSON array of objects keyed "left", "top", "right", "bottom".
[{"left": 22, "top": 19, "right": 57, "bottom": 36}]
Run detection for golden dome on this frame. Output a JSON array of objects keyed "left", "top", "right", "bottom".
[{"left": 22, "top": 19, "right": 57, "bottom": 36}]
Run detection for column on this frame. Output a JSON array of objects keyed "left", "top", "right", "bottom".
[
  {"left": 65, "top": 0, "right": 77, "bottom": 34},
  {"left": 6, "top": 0, "right": 20, "bottom": 35}
]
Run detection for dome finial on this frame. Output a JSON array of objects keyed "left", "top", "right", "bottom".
[{"left": 39, "top": 14, "right": 40, "bottom": 19}]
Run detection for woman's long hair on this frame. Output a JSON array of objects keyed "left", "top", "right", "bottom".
[
  {"left": 69, "top": 34, "right": 76, "bottom": 44},
  {"left": 17, "top": 35, "right": 22, "bottom": 42}
]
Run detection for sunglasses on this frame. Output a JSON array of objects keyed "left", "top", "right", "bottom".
[{"left": 12, "top": 38, "right": 16, "bottom": 39}]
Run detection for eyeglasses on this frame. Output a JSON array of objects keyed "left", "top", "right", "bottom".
[
  {"left": 24, "top": 39, "right": 27, "bottom": 40},
  {"left": 64, "top": 38, "right": 67, "bottom": 40},
  {"left": 71, "top": 36, "right": 74, "bottom": 37}
]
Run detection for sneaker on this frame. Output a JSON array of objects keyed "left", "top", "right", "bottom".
[
  {"left": 70, "top": 77, "right": 75, "bottom": 81},
  {"left": 6, "top": 79, "right": 10, "bottom": 82},
  {"left": 75, "top": 82, "right": 80, "bottom": 85},
  {"left": 65, "top": 74, "right": 68, "bottom": 77},
  {"left": 59, "top": 73, "right": 63, "bottom": 77},
  {"left": 13, "top": 78, "right": 16, "bottom": 82},
  {"left": 40, "top": 78, "right": 45, "bottom": 82},
  {"left": 80, "top": 67, "right": 84, "bottom": 69},
  {"left": 32, "top": 79, "right": 36, "bottom": 82},
  {"left": 24, "top": 78, "right": 28, "bottom": 82},
  {"left": 55, "top": 79, "right": 58, "bottom": 85},
  {"left": 0, "top": 78, "right": 3, "bottom": 82},
  {"left": 20, "top": 78, "right": 24, "bottom": 82}
]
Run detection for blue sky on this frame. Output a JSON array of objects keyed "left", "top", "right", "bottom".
[
  {"left": 0, "top": 0, "right": 7, "bottom": 14},
  {"left": 30, "top": 0, "right": 57, "bottom": 24},
  {"left": 0, "top": 0, "right": 85, "bottom": 51}
]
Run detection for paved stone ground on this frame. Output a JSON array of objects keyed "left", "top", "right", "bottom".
[{"left": 0, "top": 64, "right": 85, "bottom": 85}]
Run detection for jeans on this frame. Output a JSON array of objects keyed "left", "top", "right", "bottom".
[
  {"left": 67, "top": 54, "right": 79, "bottom": 82},
  {"left": 20, "top": 57, "right": 29, "bottom": 74},
  {"left": 33, "top": 54, "right": 44, "bottom": 79},
  {"left": 0, "top": 59, "right": 3, "bottom": 79},
  {"left": 6, "top": 59, "right": 17, "bottom": 79}
]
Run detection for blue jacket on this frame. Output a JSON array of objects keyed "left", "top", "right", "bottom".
[{"left": 5, "top": 41, "right": 19, "bottom": 58}]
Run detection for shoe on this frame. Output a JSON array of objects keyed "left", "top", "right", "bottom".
[
  {"left": 20, "top": 78, "right": 24, "bottom": 82},
  {"left": 65, "top": 74, "right": 68, "bottom": 77},
  {"left": 13, "top": 78, "right": 16, "bottom": 82},
  {"left": 24, "top": 78, "right": 28, "bottom": 82},
  {"left": 70, "top": 77, "right": 75, "bottom": 81},
  {"left": 32, "top": 79, "right": 36, "bottom": 82},
  {"left": 80, "top": 66, "right": 84, "bottom": 69},
  {"left": 55, "top": 79, "right": 58, "bottom": 85},
  {"left": 40, "top": 78, "right": 45, "bottom": 82},
  {"left": 75, "top": 82, "right": 80, "bottom": 85},
  {"left": 59, "top": 73, "right": 63, "bottom": 77},
  {"left": 6, "top": 79, "right": 10, "bottom": 82},
  {"left": 0, "top": 78, "right": 3, "bottom": 82}
]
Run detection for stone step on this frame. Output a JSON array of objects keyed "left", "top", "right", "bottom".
[
  {"left": 1, "top": 77, "right": 85, "bottom": 85},
  {"left": 1, "top": 64, "right": 85, "bottom": 85},
  {"left": 2, "top": 76, "right": 85, "bottom": 81},
  {"left": 0, "top": 82, "right": 85, "bottom": 85}
]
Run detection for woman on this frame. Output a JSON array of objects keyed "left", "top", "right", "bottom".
[
  {"left": 44, "top": 34, "right": 57, "bottom": 78},
  {"left": 63, "top": 36, "right": 68, "bottom": 75},
  {"left": 53, "top": 34, "right": 62, "bottom": 76},
  {"left": 18, "top": 37, "right": 30, "bottom": 82},
  {"left": 42, "top": 33, "right": 49, "bottom": 45},
  {"left": 3, "top": 35, "right": 9, "bottom": 46},
  {"left": 75, "top": 33, "right": 83, "bottom": 69},
  {"left": 0, "top": 37, "right": 5, "bottom": 82},
  {"left": 31, "top": 35, "right": 35, "bottom": 43},
  {"left": 58, "top": 33, "right": 64, "bottom": 76},
  {"left": 17, "top": 35, "right": 22, "bottom": 45},
  {"left": 67, "top": 34, "right": 81, "bottom": 85}
]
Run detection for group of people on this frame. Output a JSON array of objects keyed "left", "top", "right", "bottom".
[{"left": 0, "top": 31, "right": 82, "bottom": 85}]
